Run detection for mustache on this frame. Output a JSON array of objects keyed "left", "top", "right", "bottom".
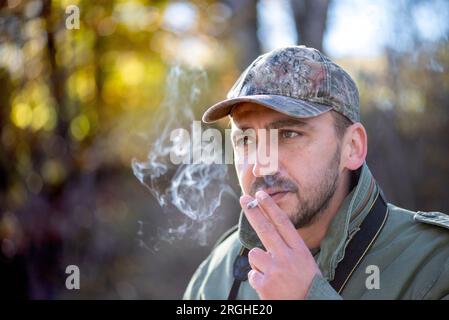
[{"left": 249, "top": 174, "right": 299, "bottom": 196}]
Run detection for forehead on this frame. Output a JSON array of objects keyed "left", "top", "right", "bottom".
[{"left": 230, "top": 102, "right": 328, "bottom": 130}]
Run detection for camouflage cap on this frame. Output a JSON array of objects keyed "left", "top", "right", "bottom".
[{"left": 202, "top": 45, "right": 360, "bottom": 123}]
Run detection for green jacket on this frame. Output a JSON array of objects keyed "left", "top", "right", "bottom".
[{"left": 183, "top": 163, "right": 449, "bottom": 300}]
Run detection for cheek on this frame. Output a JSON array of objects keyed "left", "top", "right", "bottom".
[
  {"left": 235, "top": 162, "right": 253, "bottom": 194},
  {"left": 279, "top": 145, "right": 322, "bottom": 188}
]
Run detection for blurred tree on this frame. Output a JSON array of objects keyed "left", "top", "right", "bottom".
[
  {"left": 221, "top": 0, "right": 261, "bottom": 70},
  {"left": 360, "top": 0, "right": 449, "bottom": 212},
  {"left": 291, "top": 0, "right": 330, "bottom": 52},
  {"left": 0, "top": 0, "right": 241, "bottom": 299},
  {"left": 372, "top": 41, "right": 449, "bottom": 212}
]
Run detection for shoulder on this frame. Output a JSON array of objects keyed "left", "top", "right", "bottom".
[
  {"left": 369, "top": 204, "right": 449, "bottom": 299},
  {"left": 183, "top": 227, "right": 242, "bottom": 300},
  {"left": 371, "top": 203, "right": 449, "bottom": 265},
  {"left": 413, "top": 210, "right": 449, "bottom": 230},
  {"left": 386, "top": 203, "right": 449, "bottom": 234},
  {"left": 382, "top": 204, "right": 449, "bottom": 247}
]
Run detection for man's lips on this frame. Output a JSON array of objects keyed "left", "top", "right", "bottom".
[
  {"left": 246, "top": 190, "right": 293, "bottom": 209},
  {"left": 256, "top": 189, "right": 293, "bottom": 201},
  {"left": 260, "top": 188, "right": 293, "bottom": 196},
  {"left": 270, "top": 191, "right": 292, "bottom": 201}
]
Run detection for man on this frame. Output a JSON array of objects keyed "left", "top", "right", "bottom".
[{"left": 183, "top": 46, "right": 449, "bottom": 300}]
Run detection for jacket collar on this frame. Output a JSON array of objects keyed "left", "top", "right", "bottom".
[{"left": 238, "top": 162, "right": 379, "bottom": 280}]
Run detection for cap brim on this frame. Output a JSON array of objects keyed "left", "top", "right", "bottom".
[{"left": 202, "top": 94, "right": 333, "bottom": 123}]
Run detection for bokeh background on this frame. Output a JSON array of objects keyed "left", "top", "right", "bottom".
[{"left": 1, "top": 0, "right": 449, "bottom": 299}]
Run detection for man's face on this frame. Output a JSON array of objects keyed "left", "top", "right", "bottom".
[{"left": 231, "top": 102, "right": 344, "bottom": 228}]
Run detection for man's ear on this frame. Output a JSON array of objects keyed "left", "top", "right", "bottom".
[{"left": 342, "top": 123, "right": 368, "bottom": 171}]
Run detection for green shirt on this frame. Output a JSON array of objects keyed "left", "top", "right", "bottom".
[{"left": 183, "top": 163, "right": 449, "bottom": 300}]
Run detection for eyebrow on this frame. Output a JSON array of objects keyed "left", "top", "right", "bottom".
[
  {"left": 233, "top": 118, "right": 310, "bottom": 131},
  {"left": 265, "top": 118, "right": 310, "bottom": 130}
]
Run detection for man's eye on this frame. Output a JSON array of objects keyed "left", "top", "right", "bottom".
[
  {"left": 281, "top": 130, "right": 301, "bottom": 139},
  {"left": 236, "top": 135, "right": 255, "bottom": 146}
]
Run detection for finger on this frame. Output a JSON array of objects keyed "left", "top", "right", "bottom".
[
  {"left": 255, "top": 190, "right": 305, "bottom": 249},
  {"left": 248, "top": 247, "right": 272, "bottom": 273},
  {"left": 240, "top": 195, "right": 287, "bottom": 253},
  {"left": 248, "top": 269, "right": 264, "bottom": 291}
]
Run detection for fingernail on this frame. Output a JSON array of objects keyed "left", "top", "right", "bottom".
[{"left": 256, "top": 190, "right": 268, "bottom": 200}]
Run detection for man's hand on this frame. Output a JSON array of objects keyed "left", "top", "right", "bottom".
[{"left": 240, "top": 190, "right": 321, "bottom": 300}]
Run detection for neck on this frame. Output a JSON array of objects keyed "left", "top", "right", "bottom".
[{"left": 298, "top": 171, "right": 352, "bottom": 250}]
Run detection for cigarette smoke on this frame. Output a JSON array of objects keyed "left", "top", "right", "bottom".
[{"left": 132, "top": 66, "right": 235, "bottom": 247}]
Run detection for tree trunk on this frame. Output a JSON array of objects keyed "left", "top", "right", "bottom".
[
  {"left": 291, "top": 0, "right": 329, "bottom": 53},
  {"left": 222, "top": 0, "right": 261, "bottom": 70}
]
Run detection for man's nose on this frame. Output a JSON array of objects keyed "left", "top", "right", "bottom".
[
  {"left": 251, "top": 143, "right": 278, "bottom": 177},
  {"left": 252, "top": 161, "right": 277, "bottom": 177}
]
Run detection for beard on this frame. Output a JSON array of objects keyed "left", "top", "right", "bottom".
[
  {"left": 290, "top": 144, "right": 341, "bottom": 228},
  {"left": 250, "top": 143, "right": 341, "bottom": 229}
]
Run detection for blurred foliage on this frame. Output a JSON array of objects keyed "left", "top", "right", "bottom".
[
  {"left": 0, "top": 0, "right": 246, "bottom": 299},
  {"left": 345, "top": 42, "right": 449, "bottom": 210},
  {"left": 0, "top": 0, "right": 448, "bottom": 299}
]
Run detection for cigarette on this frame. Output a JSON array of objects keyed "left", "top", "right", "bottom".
[{"left": 247, "top": 199, "right": 259, "bottom": 209}]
